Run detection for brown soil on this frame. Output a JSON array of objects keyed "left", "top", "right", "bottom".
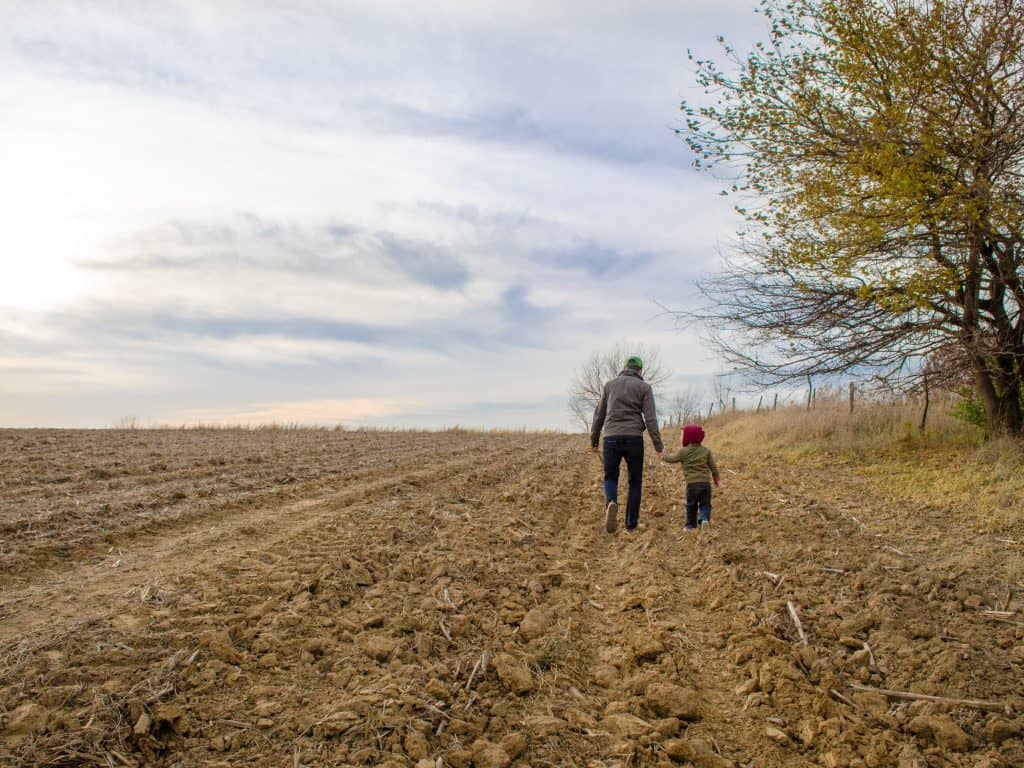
[{"left": 1, "top": 428, "right": 1021, "bottom": 767}]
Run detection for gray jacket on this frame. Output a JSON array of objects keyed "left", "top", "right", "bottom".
[{"left": 590, "top": 368, "right": 664, "bottom": 452}]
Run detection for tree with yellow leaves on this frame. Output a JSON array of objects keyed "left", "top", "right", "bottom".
[{"left": 681, "top": 0, "right": 1024, "bottom": 434}]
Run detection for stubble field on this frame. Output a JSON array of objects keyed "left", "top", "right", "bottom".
[{"left": 1, "top": 426, "right": 1022, "bottom": 767}]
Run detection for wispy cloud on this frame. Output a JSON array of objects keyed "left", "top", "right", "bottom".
[{"left": 80, "top": 215, "right": 471, "bottom": 290}]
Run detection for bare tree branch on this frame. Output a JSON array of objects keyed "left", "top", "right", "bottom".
[{"left": 567, "top": 343, "right": 672, "bottom": 430}]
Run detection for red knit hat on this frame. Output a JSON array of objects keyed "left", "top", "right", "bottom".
[{"left": 682, "top": 424, "right": 705, "bottom": 446}]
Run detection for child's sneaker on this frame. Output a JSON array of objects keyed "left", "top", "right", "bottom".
[
  {"left": 605, "top": 501, "right": 619, "bottom": 533},
  {"left": 699, "top": 519, "right": 710, "bottom": 529},
  {"left": 683, "top": 525, "right": 697, "bottom": 532}
]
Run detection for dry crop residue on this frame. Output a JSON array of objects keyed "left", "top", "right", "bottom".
[{"left": 0, "top": 428, "right": 1021, "bottom": 767}]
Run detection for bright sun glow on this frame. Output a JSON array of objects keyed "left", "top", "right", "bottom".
[
  {"left": 0, "top": 79, "right": 110, "bottom": 311},
  {"left": 0, "top": 208, "right": 94, "bottom": 310}
]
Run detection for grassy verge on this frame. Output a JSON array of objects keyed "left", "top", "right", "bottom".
[{"left": 707, "top": 395, "right": 1024, "bottom": 533}]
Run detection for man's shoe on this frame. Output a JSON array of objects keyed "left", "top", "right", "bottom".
[
  {"left": 699, "top": 519, "right": 710, "bottom": 530},
  {"left": 605, "top": 501, "right": 619, "bottom": 533},
  {"left": 683, "top": 525, "right": 697, "bottom": 531}
]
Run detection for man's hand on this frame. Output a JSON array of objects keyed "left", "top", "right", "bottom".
[
  {"left": 592, "top": 446, "right": 600, "bottom": 456},
  {"left": 657, "top": 450, "right": 664, "bottom": 461}
]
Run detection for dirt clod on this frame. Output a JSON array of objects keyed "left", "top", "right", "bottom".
[
  {"left": 152, "top": 703, "right": 189, "bottom": 735},
  {"left": 602, "top": 712, "right": 652, "bottom": 738},
  {"left": 663, "top": 738, "right": 734, "bottom": 767},
  {"left": 643, "top": 682, "right": 703, "bottom": 721},
  {"left": 360, "top": 635, "right": 396, "bottom": 662},
  {"left": 499, "top": 732, "right": 528, "bottom": 759},
  {"left": 521, "top": 714, "right": 567, "bottom": 736},
  {"left": 133, "top": 712, "right": 152, "bottom": 736},
  {"left": 3, "top": 702, "right": 49, "bottom": 744},
  {"left": 907, "top": 714, "right": 972, "bottom": 751},
  {"left": 988, "top": 717, "right": 1024, "bottom": 744},
  {"left": 492, "top": 652, "right": 534, "bottom": 695},
  {"left": 471, "top": 739, "right": 511, "bottom": 768},
  {"left": 518, "top": 607, "right": 554, "bottom": 641}
]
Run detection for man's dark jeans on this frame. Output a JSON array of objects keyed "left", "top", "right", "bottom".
[
  {"left": 603, "top": 435, "right": 644, "bottom": 530},
  {"left": 686, "top": 481, "right": 712, "bottom": 528}
]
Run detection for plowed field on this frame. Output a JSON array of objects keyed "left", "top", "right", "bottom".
[{"left": 1, "top": 428, "right": 1022, "bottom": 767}]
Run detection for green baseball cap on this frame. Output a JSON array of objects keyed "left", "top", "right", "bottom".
[{"left": 626, "top": 356, "right": 643, "bottom": 369}]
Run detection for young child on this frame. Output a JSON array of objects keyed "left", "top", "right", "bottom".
[{"left": 662, "top": 424, "right": 720, "bottom": 530}]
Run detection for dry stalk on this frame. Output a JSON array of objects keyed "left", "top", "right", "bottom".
[
  {"left": 848, "top": 683, "right": 1009, "bottom": 714},
  {"left": 787, "top": 601, "right": 808, "bottom": 645},
  {"left": 464, "top": 649, "right": 492, "bottom": 692},
  {"left": 829, "top": 688, "right": 864, "bottom": 713},
  {"left": 107, "top": 749, "right": 133, "bottom": 766},
  {"left": 862, "top": 642, "right": 876, "bottom": 668},
  {"left": 442, "top": 587, "right": 457, "bottom": 611}
]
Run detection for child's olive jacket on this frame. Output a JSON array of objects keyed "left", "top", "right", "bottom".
[{"left": 663, "top": 444, "right": 719, "bottom": 484}]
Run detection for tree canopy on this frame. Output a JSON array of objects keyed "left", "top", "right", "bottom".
[{"left": 681, "top": 0, "right": 1024, "bottom": 433}]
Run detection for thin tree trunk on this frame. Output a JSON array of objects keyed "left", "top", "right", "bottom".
[{"left": 919, "top": 373, "right": 929, "bottom": 433}]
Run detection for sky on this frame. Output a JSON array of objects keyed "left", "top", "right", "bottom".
[{"left": 0, "top": 0, "right": 766, "bottom": 430}]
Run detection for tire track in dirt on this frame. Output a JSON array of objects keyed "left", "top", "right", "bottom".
[
  {"left": 0, "top": 431, "right": 484, "bottom": 583},
  {"left": 0, "top": 434, "right": 545, "bottom": 648},
  {"left": 553, "top": 451, "right": 774, "bottom": 768}
]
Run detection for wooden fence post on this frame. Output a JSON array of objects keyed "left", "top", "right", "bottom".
[
  {"left": 773, "top": 392, "right": 778, "bottom": 411},
  {"left": 849, "top": 382, "right": 855, "bottom": 414}
]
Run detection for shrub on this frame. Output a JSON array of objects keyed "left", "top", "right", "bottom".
[{"left": 950, "top": 387, "right": 987, "bottom": 429}]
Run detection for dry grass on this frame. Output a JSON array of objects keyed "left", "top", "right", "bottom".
[
  {"left": 707, "top": 393, "right": 1024, "bottom": 532},
  {"left": 708, "top": 391, "right": 978, "bottom": 450}
]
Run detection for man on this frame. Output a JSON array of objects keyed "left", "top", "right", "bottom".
[{"left": 590, "top": 356, "right": 664, "bottom": 533}]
